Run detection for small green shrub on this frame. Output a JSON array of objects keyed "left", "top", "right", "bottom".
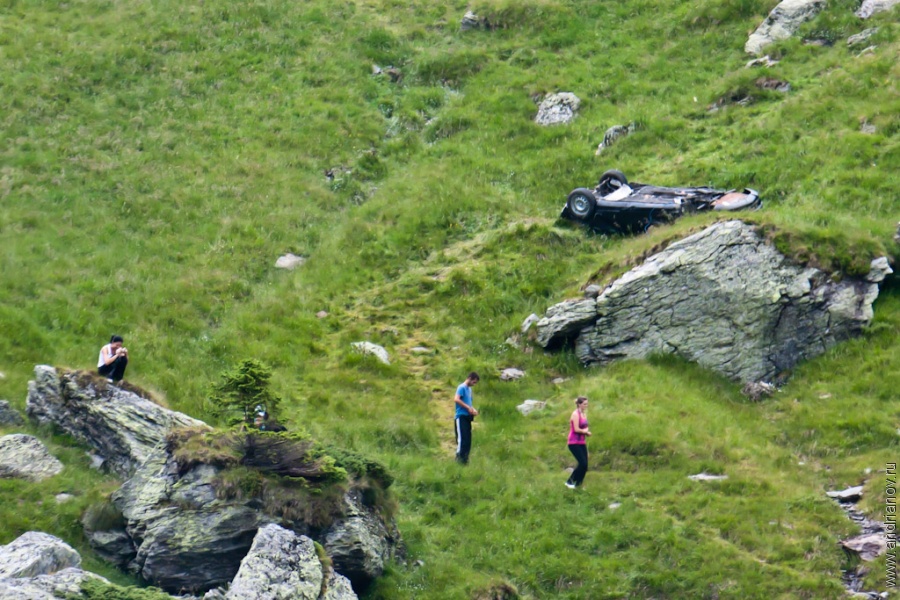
[
  {"left": 207, "top": 359, "right": 282, "bottom": 427},
  {"left": 82, "top": 499, "right": 126, "bottom": 533}
]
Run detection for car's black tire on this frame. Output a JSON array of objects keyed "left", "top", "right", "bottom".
[
  {"left": 566, "top": 188, "right": 597, "bottom": 221},
  {"left": 598, "top": 169, "right": 628, "bottom": 196}
]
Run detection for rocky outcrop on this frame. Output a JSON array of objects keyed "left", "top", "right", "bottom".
[
  {"left": 745, "top": 0, "right": 827, "bottom": 54},
  {"left": 856, "top": 0, "right": 899, "bottom": 18},
  {"left": 0, "top": 400, "right": 24, "bottom": 426},
  {"left": 534, "top": 93, "right": 580, "bottom": 126},
  {"left": 226, "top": 524, "right": 357, "bottom": 600},
  {"left": 87, "top": 437, "right": 401, "bottom": 595},
  {"left": 26, "top": 366, "right": 208, "bottom": 478},
  {"left": 0, "top": 434, "right": 63, "bottom": 482},
  {"left": 536, "top": 221, "right": 892, "bottom": 384}
]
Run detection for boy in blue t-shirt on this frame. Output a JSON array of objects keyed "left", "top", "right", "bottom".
[{"left": 453, "top": 372, "right": 480, "bottom": 464}]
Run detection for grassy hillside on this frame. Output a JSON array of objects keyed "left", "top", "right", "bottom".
[{"left": 1, "top": 0, "right": 898, "bottom": 597}]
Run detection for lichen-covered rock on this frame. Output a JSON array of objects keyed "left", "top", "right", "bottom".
[
  {"left": 0, "top": 400, "right": 24, "bottom": 426},
  {"left": 745, "top": 0, "right": 827, "bottom": 54},
  {"left": 321, "top": 570, "right": 358, "bottom": 600},
  {"left": 105, "top": 447, "right": 269, "bottom": 593},
  {"left": 856, "top": 0, "right": 899, "bottom": 18},
  {"left": 0, "top": 567, "right": 108, "bottom": 600},
  {"left": 226, "top": 524, "right": 325, "bottom": 600},
  {"left": 323, "top": 491, "right": 402, "bottom": 591},
  {"left": 0, "top": 434, "right": 63, "bottom": 482},
  {"left": 26, "top": 365, "right": 208, "bottom": 478},
  {"left": 534, "top": 93, "right": 581, "bottom": 126},
  {"left": 536, "top": 221, "right": 892, "bottom": 384},
  {"left": 0, "top": 532, "right": 81, "bottom": 579}
]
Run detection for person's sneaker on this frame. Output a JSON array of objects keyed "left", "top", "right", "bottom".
[{"left": 565, "top": 481, "right": 576, "bottom": 489}]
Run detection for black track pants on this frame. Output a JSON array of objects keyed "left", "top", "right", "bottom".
[
  {"left": 567, "top": 443, "right": 588, "bottom": 486},
  {"left": 455, "top": 416, "right": 473, "bottom": 464}
]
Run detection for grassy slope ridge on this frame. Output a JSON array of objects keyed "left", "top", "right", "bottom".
[{"left": 1, "top": 0, "right": 898, "bottom": 597}]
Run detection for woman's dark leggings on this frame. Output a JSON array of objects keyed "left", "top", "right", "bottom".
[
  {"left": 98, "top": 356, "right": 128, "bottom": 382},
  {"left": 567, "top": 444, "right": 588, "bottom": 486}
]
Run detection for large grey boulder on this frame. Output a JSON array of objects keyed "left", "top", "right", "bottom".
[
  {"left": 0, "top": 532, "right": 81, "bottom": 579},
  {"left": 534, "top": 93, "right": 581, "bottom": 126},
  {"left": 745, "top": 0, "right": 827, "bottom": 54},
  {"left": 536, "top": 221, "right": 892, "bottom": 384},
  {"left": 226, "top": 524, "right": 356, "bottom": 600},
  {"left": 0, "top": 400, "right": 25, "bottom": 426},
  {"left": 856, "top": 0, "right": 899, "bottom": 18},
  {"left": 26, "top": 366, "right": 208, "bottom": 478},
  {"left": 0, "top": 434, "right": 63, "bottom": 482}
]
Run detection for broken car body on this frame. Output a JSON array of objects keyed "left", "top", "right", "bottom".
[{"left": 561, "top": 169, "right": 761, "bottom": 234}]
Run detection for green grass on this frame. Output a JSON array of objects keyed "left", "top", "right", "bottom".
[{"left": 1, "top": 0, "right": 898, "bottom": 597}]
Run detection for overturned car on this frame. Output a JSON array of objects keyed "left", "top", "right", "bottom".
[{"left": 561, "top": 169, "right": 761, "bottom": 234}]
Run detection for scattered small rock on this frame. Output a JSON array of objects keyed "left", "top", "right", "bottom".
[
  {"left": 87, "top": 453, "right": 105, "bottom": 471},
  {"left": 275, "top": 253, "right": 306, "bottom": 270},
  {"left": 0, "top": 434, "right": 64, "bottom": 482},
  {"left": 860, "top": 119, "right": 877, "bottom": 134},
  {"left": 551, "top": 377, "right": 569, "bottom": 385},
  {"left": 745, "top": 0, "right": 827, "bottom": 55},
  {"left": 316, "top": 311, "right": 328, "bottom": 319},
  {"left": 0, "top": 371, "right": 5, "bottom": 379},
  {"left": 0, "top": 400, "right": 25, "bottom": 426},
  {"left": 55, "top": 493, "right": 74, "bottom": 504},
  {"left": 351, "top": 342, "right": 390, "bottom": 365},
  {"left": 521, "top": 314, "right": 540, "bottom": 334},
  {"left": 856, "top": 45, "right": 878, "bottom": 57},
  {"left": 534, "top": 93, "right": 581, "bottom": 126},
  {"left": 848, "top": 28, "right": 878, "bottom": 46},
  {"left": 688, "top": 473, "right": 728, "bottom": 481},
  {"left": 746, "top": 55, "right": 780, "bottom": 68},
  {"left": 856, "top": 0, "right": 899, "bottom": 19},
  {"left": 842, "top": 533, "right": 887, "bottom": 561},
  {"left": 371, "top": 64, "right": 382, "bottom": 75},
  {"left": 827, "top": 485, "right": 864, "bottom": 502},
  {"left": 803, "top": 38, "right": 832, "bottom": 47},
  {"left": 755, "top": 77, "right": 791, "bottom": 92},
  {"left": 460, "top": 11, "right": 488, "bottom": 31},
  {"left": 741, "top": 381, "right": 776, "bottom": 401},
  {"left": 410, "top": 347, "right": 433, "bottom": 355},
  {"left": 819, "top": 393, "right": 832, "bottom": 399},
  {"left": 608, "top": 503, "right": 621, "bottom": 510},
  {"left": 516, "top": 400, "right": 546, "bottom": 416},
  {"left": 499, "top": 368, "right": 525, "bottom": 381},
  {"left": 583, "top": 284, "right": 602, "bottom": 299},
  {"left": 595, "top": 123, "right": 635, "bottom": 155}
]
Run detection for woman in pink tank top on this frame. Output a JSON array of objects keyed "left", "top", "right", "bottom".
[{"left": 565, "top": 396, "right": 591, "bottom": 489}]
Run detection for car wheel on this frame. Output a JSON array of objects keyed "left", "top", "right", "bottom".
[
  {"left": 566, "top": 188, "right": 597, "bottom": 221},
  {"left": 598, "top": 169, "right": 628, "bottom": 196}
]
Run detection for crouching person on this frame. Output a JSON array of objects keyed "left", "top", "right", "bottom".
[{"left": 98, "top": 335, "right": 128, "bottom": 382}]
